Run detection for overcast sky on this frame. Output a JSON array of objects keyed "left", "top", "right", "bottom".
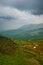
[{"left": 0, "top": 0, "right": 43, "bottom": 31}]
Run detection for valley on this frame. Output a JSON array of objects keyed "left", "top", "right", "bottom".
[{"left": 0, "top": 24, "right": 43, "bottom": 40}]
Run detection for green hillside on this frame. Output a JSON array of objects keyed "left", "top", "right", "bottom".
[
  {"left": 0, "top": 36, "right": 17, "bottom": 55},
  {"left": 0, "top": 36, "right": 43, "bottom": 65}
]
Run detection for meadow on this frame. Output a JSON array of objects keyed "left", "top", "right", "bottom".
[{"left": 0, "top": 36, "right": 43, "bottom": 65}]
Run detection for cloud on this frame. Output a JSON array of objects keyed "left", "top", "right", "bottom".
[
  {"left": 0, "top": 0, "right": 43, "bottom": 15},
  {"left": 0, "top": 16, "right": 14, "bottom": 21},
  {"left": 0, "top": 6, "right": 43, "bottom": 31}
]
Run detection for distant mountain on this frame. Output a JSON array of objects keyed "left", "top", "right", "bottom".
[
  {"left": 14, "top": 28, "right": 43, "bottom": 40},
  {"left": 0, "top": 24, "right": 43, "bottom": 40}
]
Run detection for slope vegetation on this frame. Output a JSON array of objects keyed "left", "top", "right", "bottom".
[{"left": 0, "top": 36, "right": 17, "bottom": 55}]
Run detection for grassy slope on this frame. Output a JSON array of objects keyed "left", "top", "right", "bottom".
[
  {"left": 0, "top": 36, "right": 18, "bottom": 55},
  {"left": 0, "top": 36, "right": 43, "bottom": 65}
]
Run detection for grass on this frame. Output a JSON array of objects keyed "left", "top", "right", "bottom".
[
  {"left": 0, "top": 36, "right": 43, "bottom": 65},
  {"left": 0, "top": 50, "right": 42, "bottom": 65},
  {"left": 0, "top": 52, "right": 31, "bottom": 65}
]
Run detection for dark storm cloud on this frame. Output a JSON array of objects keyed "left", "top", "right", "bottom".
[
  {"left": 0, "top": 0, "right": 43, "bottom": 15},
  {"left": 0, "top": 16, "right": 14, "bottom": 20}
]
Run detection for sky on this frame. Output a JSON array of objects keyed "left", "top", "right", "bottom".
[{"left": 0, "top": 0, "right": 43, "bottom": 31}]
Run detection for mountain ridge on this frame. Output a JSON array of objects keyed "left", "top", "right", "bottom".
[{"left": 0, "top": 24, "right": 43, "bottom": 40}]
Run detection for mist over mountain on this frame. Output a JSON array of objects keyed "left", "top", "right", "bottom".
[{"left": 0, "top": 24, "right": 43, "bottom": 40}]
